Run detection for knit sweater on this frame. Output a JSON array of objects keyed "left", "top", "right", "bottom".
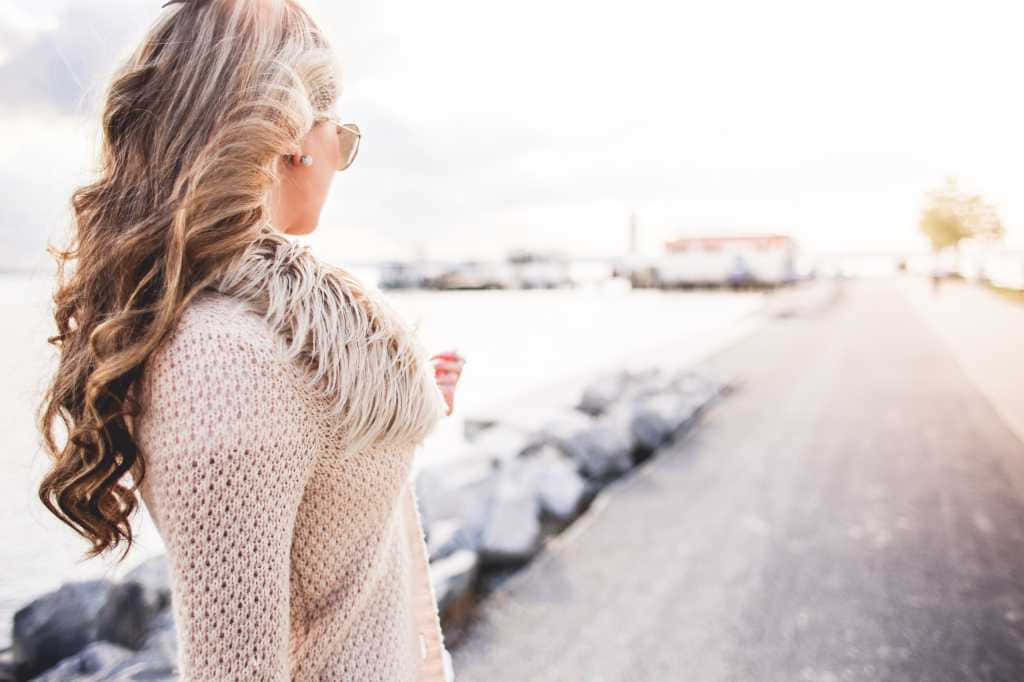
[{"left": 135, "top": 288, "right": 452, "bottom": 681}]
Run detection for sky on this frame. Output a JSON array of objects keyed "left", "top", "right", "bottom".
[{"left": 1, "top": 0, "right": 1022, "bottom": 269}]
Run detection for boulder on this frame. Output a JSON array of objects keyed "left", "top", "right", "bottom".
[
  {"left": 429, "top": 549, "right": 479, "bottom": 615},
  {"left": 478, "top": 476, "right": 541, "bottom": 566},
  {"left": 466, "top": 423, "right": 543, "bottom": 467},
  {"left": 512, "top": 445, "right": 587, "bottom": 522},
  {"left": 596, "top": 403, "right": 641, "bottom": 469},
  {"left": 139, "top": 609, "right": 178, "bottom": 671},
  {"left": 576, "top": 369, "right": 633, "bottom": 416},
  {"left": 97, "top": 555, "right": 172, "bottom": 649},
  {"left": 633, "top": 392, "right": 679, "bottom": 450},
  {"left": 122, "top": 556, "right": 172, "bottom": 603},
  {"left": 27, "top": 641, "right": 132, "bottom": 682},
  {"left": 630, "top": 390, "right": 703, "bottom": 451},
  {"left": 425, "top": 518, "right": 474, "bottom": 562},
  {"left": 462, "top": 417, "right": 499, "bottom": 442},
  {"left": 415, "top": 456, "right": 501, "bottom": 550},
  {"left": 0, "top": 649, "right": 14, "bottom": 682},
  {"left": 12, "top": 579, "right": 114, "bottom": 680},
  {"left": 576, "top": 367, "right": 663, "bottom": 416},
  {"left": 93, "top": 646, "right": 177, "bottom": 681},
  {"left": 542, "top": 408, "right": 634, "bottom": 480},
  {"left": 536, "top": 409, "right": 595, "bottom": 442}
]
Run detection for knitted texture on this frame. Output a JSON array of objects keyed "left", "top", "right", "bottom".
[{"left": 136, "top": 290, "right": 451, "bottom": 681}]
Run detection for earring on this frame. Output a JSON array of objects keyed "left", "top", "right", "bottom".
[{"left": 299, "top": 154, "right": 314, "bottom": 166}]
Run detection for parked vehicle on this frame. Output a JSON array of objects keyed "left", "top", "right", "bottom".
[
  {"left": 377, "top": 261, "right": 428, "bottom": 290},
  {"left": 429, "top": 260, "right": 519, "bottom": 290},
  {"left": 506, "top": 249, "right": 574, "bottom": 289}
]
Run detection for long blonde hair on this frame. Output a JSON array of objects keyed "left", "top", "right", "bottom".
[{"left": 37, "top": 0, "right": 442, "bottom": 562}]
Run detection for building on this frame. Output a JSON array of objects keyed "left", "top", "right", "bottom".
[{"left": 651, "top": 232, "right": 799, "bottom": 287}]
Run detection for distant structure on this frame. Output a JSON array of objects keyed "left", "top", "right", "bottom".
[
  {"left": 378, "top": 249, "right": 576, "bottom": 291},
  {"left": 665, "top": 233, "right": 793, "bottom": 252},
  {"left": 506, "top": 248, "right": 574, "bottom": 289},
  {"left": 632, "top": 231, "right": 800, "bottom": 289}
]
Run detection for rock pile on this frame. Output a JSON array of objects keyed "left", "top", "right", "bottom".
[
  {"left": 416, "top": 366, "right": 726, "bottom": 620},
  {"left": 2, "top": 556, "right": 177, "bottom": 681},
  {"left": 1, "top": 365, "right": 727, "bottom": 681}
]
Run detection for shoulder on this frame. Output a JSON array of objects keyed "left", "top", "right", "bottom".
[
  {"left": 165, "top": 289, "right": 279, "bottom": 359},
  {"left": 141, "top": 290, "right": 308, "bottom": 415},
  {"left": 136, "top": 291, "right": 324, "bottom": 510}
]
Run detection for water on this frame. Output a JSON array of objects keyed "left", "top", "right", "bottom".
[{"left": 0, "top": 270, "right": 765, "bottom": 646}]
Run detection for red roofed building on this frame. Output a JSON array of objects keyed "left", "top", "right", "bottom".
[
  {"left": 665, "top": 233, "right": 795, "bottom": 253},
  {"left": 653, "top": 231, "right": 799, "bottom": 287}
]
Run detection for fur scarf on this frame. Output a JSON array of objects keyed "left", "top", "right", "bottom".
[{"left": 213, "top": 231, "right": 446, "bottom": 457}]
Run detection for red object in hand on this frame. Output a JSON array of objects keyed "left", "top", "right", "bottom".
[{"left": 429, "top": 350, "right": 466, "bottom": 416}]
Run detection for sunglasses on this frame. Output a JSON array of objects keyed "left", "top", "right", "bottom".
[{"left": 320, "top": 115, "right": 361, "bottom": 171}]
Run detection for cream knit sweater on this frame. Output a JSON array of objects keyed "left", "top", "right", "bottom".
[{"left": 136, "top": 288, "right": 452, "bottom": 681}]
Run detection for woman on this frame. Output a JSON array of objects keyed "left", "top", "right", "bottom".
[{"left": 35, "top": 0, "right": 464, "bottom": 679}]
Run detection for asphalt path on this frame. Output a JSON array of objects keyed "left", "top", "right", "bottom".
[{"left": 451, "top": 278, "right": 1024, "bottom": 682}]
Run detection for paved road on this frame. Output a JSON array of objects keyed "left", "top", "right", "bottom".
[
  {"left": 450, "top": 278, "right": 1024, "bottom": 682},
  {"left": 901, "top": 277, "right": 1024, "bottom": 447}
]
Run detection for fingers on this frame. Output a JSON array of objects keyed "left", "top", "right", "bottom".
[
  {"left": 434, "top": 367, "right": 459, "bottom": 382},
  {"left": 435, "top": 381, "right": 456, "bottom": 416},
  {"left": 432, "top": 360, "right": 465, "bottom": 373},
  {"left": 429, "top": 350, "right": 464, "bottom": 418},
  {"left": 431, "top": 356, "right": 465, "bottom": 382},
  {"left": 431, "top": 360, "right": 466, "bottom": 373},
  {"left": 430, "top": 350, "right": 466, "bottom": 364}
]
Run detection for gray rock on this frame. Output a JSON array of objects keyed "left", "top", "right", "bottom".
[
  {"left": 97, "top": 556, "right": 172, "bottom": 650},
  {"left": 467, "top": 423, "right": 543, "bottom": 467},
  {"left": 544, "top": 407, "right": 634, "bottom": 480},
  {"left": 425, "top": 518, "right": 474, "bottom": 562},
  {"left": 94, "top": 647, "right": 177, "bottom": 681},
  {"left": 123, "top": 556, "right": 171, "bottom": 602},
  {"left": 577, "top": 367, "right": 664, "bottom": 416},
  {"left": 536, "top": 409, "right": 596, "bottom": 442},
  {"left": 463, "top": 417, "right": 499, "bottom": 441},
  {"left": 0, "top": 649, "right": 14, "bottom": 682},
  {"left": 512, "top": 445, "right": 587, "bottom": 522},
  {"left": 139, "top": 609, "right": 177, "bottom": 671},
  {"left": 596, "top": 403, "right": 641, "bottom": 469},
  {"left": 429, "top": 549, "right": 479, "bottom": 614},
  {"left": 630, "top": 393, "right": 676, "bottom": 451},
  {"left": 576, "top": 369, "right": 633, "bottom": 416},
  {"left": 479, "top": 477, "right": 542, "bottom": 566},
  {"left": 13, "top": 579, "right": 114, "bottom": 680},
  {"left": 28, "top": 641, "right": 132, "bottom": 682},
  {"left": 630, "top": 390, "right": 703, "bottom": 451},
  {"left": 415, "top": 456, "right": 501, "bottom": 549}
]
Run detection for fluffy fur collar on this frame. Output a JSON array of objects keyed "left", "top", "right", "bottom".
[{"left": 213, "top": 231, "right": 446, "bottom": 456}]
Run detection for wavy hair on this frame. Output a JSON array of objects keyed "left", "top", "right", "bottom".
[{"left": 36, "top": 0, "right": 441, "bottom": 562}]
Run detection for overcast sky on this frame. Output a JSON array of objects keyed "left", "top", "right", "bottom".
[{"left": 1, "top": 0, "right": 1021, "bottom": 269}]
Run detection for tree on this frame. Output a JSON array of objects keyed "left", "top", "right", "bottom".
[{"left": 919, "top": 177, "right": 1005, "bottom": 253}]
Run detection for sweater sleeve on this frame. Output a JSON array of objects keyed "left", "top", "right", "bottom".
[{"left": 136, "top": 315, "right": 320, "bottom": 682}]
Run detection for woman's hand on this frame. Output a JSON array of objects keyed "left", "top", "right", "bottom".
[{"left": 429, "top": 349, "right": 466, "bottom": 416}]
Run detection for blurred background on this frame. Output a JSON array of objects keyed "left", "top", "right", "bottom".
[{"left": 2, "top": 0, "right": 1023, "bottom": 680}]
